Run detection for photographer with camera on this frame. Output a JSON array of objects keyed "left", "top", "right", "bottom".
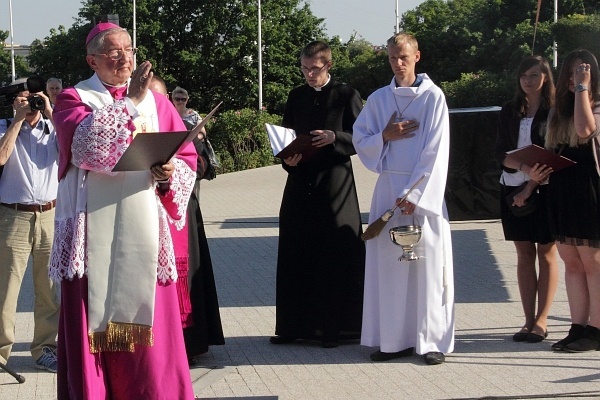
[{"left": 0, "top": 78, "right": 60, "bottom": 373}]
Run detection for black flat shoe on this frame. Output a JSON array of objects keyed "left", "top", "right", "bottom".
[
  {"left": 552, "top": 324, "right": 585, "bottom": 351},
  {"left": 424, "top": 352, "right": 445, "bottom": 365},
  {"left": 513, "top": 331, "right": 529, "bottom": 342},
  {"left": 370, "top": 347, "right": 414, "bottom": 362},
  {"left": 269, "top": 335, "right": 298, "bottom": 344},
  {"left": 526, "top": 330, "right": 548, "bottom": 343}
]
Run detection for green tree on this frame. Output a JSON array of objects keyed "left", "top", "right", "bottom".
[
  {"left": 552, "top": 14, "right": 600, "bottom": 64},
  {"left": 329, "top": 35, "right": 391, "bottom": 99},
  {"left": 0, "top": 31, "right": 31, "bottom": 86},
  {"left": 341, "top": 49, "right": 390, "bottom": 99},
  {"left": 24, "top": 0, "right": 600, "bottom": 134},
  {"left": 1, "top": 30, "right": 33, "bottom": 118},
  {"left": 400, "top": 0, "right": 600, "bottom": 84},
  {"left": 28, "top": 25, "right": 90, "bottom": 88},
  {"left": 400, "top": 0, "right": 554, "bottom": 83},
  {"left": 441, "top": 71, "right": 512, "bottom": 108},
  {"left": 29, "top": 0, "right": 325, "bottom": 113},
  {"left": 399, "top": 0, "right": 600, "bottom": 108}
]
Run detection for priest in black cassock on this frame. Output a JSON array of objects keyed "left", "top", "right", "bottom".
[{"left": 270, "top": 41, "right": 366, "bottom": 348}]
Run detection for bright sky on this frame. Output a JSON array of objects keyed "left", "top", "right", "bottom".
[
  {"left": 1, "top": 0, "right": 423, "bottom": 46},
  {"left": 308, "top": 0, "right": 423, "bottom": 44}
]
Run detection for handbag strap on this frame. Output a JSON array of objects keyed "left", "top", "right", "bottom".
[{"left": 0, "top": 119, "right": 12, "bottom": 180}]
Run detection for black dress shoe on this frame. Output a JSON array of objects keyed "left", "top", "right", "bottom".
[
  {"left": 552, "top": 324, "right": 585, "bottom": 351},
  {"left": 424, "top": 352, "right": 445, "bottom": 365},
  {"left": 526, "top": 330, "right": 548, "bottom": 343},
  {"left": 269, "top": 335, "right": 298, "bottom": 344},
  {"left": 565, "top": 325, "right": 600, "bottom": 352},
  {"left": 370, "top": 347, "right": 414, "bottom": 362}
]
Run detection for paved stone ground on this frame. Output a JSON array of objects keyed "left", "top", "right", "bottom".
[{"left": 2, "top": 157, "right": 600, "bottom": 399}]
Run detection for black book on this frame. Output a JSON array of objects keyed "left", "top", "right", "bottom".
[{"left": 113, "top": 102, "right": 222, "bottom": 171}]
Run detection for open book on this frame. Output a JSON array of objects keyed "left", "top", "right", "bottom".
[
  {"left": 113, "top": 102, "right": 222, "bottom": 171},
  {"left": 265, "top": 124, "right": 320, "bottom": 161},
  {"left": 505, "top": 144, "right": 576, "bottom": 172}
]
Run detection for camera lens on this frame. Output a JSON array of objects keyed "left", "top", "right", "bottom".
[{"left": 27, "top": 95, "right": 45, "bottom": 111}]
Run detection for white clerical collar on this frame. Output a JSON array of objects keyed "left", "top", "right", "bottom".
[
  {"left": 313, "top": 75, "right": 331, "bottom": 91},
  {"left": 102, "top": 79, "right": 129, "bottom": 88}
]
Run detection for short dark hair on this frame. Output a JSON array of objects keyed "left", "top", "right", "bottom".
[{"left": 300, "top": 41, "right": 331, "bottom": 64}]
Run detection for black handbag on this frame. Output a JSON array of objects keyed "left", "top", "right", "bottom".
[
  {"left": 505, "top": 181, "right": 538, "bottom": 217},
  {"left": 200, "top": 138, "right": 219, "bottom": 180}
]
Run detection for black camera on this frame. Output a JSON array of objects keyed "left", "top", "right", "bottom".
[
  {"left": 0, "top": 76, "right": 47, "bottom": 118},
  {"left": 27, "top": 94, "right": 45, "bottom": 111},
  {"left": 0, "top": 76, "right": 45, "bottom": 97}
]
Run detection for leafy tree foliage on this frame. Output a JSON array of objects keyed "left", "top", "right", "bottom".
[
  {"left": 0, "top": 31, "right": 32, "bottom": 86},
  {"left": 400, "top": 0, "right": 553, "bottom": 84},
  {"left": 1, "top": 31, "right": 35, "bottom": 118},
  {"left": 17, "top": 0, "right": 600, "bottom": 170},
  {"left": 25, "top": 0, "right": 600, "bottom": 111},
  {"left": 329, "top": 36, "right": 390, "bottom": 99},
  {"left": 29, "top": 0, "right": 325, "bottom": 114},
  {"left": 553, "top": 13, "right": 600, "bottom": 66},
  {"left": 441, "top": 71, "right": 512, "bottom": 108},
  {"left": 28, "top": 25, "right": 90, "bottom": 88},
  {"left": 399, "top": 0, "right": 600, "bottom": 107}
]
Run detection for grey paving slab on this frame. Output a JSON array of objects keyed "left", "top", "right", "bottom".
[{"left": 2, "top": 156, "right": 600, "bottom": 399}]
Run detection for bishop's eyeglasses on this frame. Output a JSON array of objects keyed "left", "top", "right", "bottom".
[{"left": 92, "top": 48, "right": 137, "bottom": 61}]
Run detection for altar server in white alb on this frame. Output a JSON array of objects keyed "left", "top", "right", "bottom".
[{"left": 352, "top": 32, "right": 454, "bottom": 365}]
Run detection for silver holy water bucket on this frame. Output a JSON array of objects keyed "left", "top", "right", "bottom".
[{"left": 389, "top": 225, "right": 422, "bottom": 261}]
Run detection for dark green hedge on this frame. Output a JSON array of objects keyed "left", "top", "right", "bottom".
[{"left": 206, "top": 108, "right": 282, "bottom": 174}]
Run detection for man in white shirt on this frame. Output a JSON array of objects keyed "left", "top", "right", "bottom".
[{"left": 0, "top": 83, "right": 60, "bottom": 373}]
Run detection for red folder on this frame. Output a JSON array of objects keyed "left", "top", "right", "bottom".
[{"left": 505, "top": 144, "right": 576, "bottom": 171}]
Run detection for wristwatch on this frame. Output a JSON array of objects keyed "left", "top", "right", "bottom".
[{"left": 575, "top": 83, "right": 588, "bottom": 92}]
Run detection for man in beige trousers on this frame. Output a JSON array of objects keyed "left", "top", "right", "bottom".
[{"left": 0, "top": 80, "right": 60, "bottom": 372}]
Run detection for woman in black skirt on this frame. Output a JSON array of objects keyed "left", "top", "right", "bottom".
[
  {"left": 545, "top": 49, "right": 600, "bottom": 352},
  {"left": 496, "top": 55, "right": 558, "bottom": 343}
]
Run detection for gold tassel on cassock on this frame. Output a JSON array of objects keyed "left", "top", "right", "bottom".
[{"left": 88, "top": 321, "right": 154, "bottom": 353}]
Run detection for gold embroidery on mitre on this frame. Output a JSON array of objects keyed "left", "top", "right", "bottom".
[{"left": 88, "top": 321, "right": 154, "bottom": 353}]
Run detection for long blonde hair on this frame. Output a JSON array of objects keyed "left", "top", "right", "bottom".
[
  {"left": 546, "top": 49, "right": 600, "bottom": 148},
  {"left": 546, "top": 112, "right": 582, "bottom": 148}
]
